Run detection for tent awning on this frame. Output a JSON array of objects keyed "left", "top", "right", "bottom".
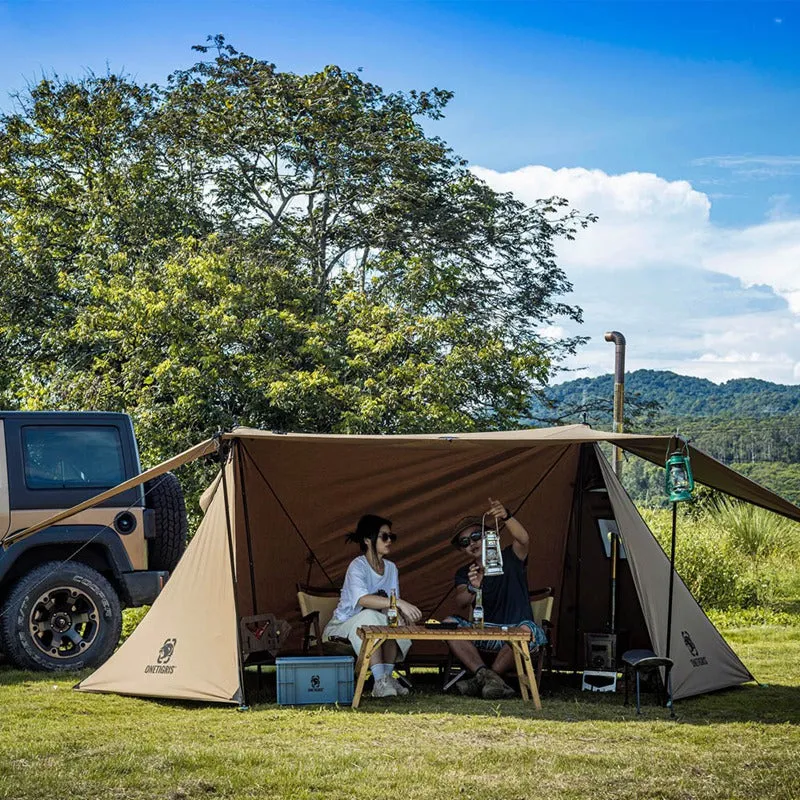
[{"left": 8, "top": 424, "right": 800, "bottom": 548}]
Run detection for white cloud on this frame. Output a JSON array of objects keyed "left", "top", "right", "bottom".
[
  {"left": 692, "top": 155, "right": 800, "bottom": 168},
  {"left": 473, "top": 166, "right": 710, "bottom": 270},
  {"left": 690, "top": 154, "right": 800, "bottom": 179},
  {"left": 472, "top": 164, "right": 800, "bottom": 384},
  {"left": 705, "top": 219, "right": 800, "bottom": 301},
  {"left": 537, "top": 325, "right": 566, "bottom": 340}
]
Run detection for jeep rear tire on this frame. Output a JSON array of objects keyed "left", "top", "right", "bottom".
[
  {"left": 0, "top": 561, "right": 122, "bottom": 671},
  {"left": 145, "top": 471, "right": 188, "bottom": 573}
]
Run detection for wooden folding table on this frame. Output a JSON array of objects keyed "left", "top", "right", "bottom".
[{"left": 352, "top": 624, "right": 541, "bottom": 709}]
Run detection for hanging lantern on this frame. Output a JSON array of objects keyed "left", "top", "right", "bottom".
[{"left": 665, "top": 448, "right": 694, "bottom": 503}]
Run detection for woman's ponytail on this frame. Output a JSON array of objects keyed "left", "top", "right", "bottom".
[{"left": 345, "top": 514, "right": 392, "bottom": 553}]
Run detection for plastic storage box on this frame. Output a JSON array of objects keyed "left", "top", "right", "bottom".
[{"left": 276, "top": 656, "right": 355, "bottom": 705}]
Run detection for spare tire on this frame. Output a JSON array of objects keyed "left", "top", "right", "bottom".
[{"left": 145, "top": 472, "right": 188, "bottom": 573}]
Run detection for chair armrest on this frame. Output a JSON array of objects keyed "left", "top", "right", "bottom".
[{"left": 301, "top": 610, "right": 323, "bottom": 656}]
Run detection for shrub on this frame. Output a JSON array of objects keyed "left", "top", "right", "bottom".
[
  {"left": 121, "top": 606, "right": 150, "bottom": 641},
  {"left": 716, "top": 501, "right": 799, "bottom": 561},
  {"left": 640, "top": 507, "right": 780, "bottom": 610}
]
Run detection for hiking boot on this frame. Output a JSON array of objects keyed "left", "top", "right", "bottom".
[
  {"left": 371, "top": 676, "right": 398, "bottom": 698},
  {"left": 478, "top": 668, "right": 515, "bottom": 700},
  {"left": 455, "top": 675, "right": 482, "bottom": 696}
]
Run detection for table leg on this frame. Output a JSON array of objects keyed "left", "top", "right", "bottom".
[
  {"left": 510, "top": 641, "right": 529, "bottom": 702},
  {"left": 518, "top": 642, "right": 542, "bottom": 711},
  {"left": 352, "top": 636, "right": 385, "bottom": 709}
]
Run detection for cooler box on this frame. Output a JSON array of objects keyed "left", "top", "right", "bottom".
[{"left": 276, "top": 656, "right": 355, "bottom": 706}]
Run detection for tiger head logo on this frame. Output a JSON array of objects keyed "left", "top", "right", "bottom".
[
  {"left": 681, "top": 630, "right": 699, "bottom": 657},
  {"left": 157, "top": 638, "right": 177, "bottom": 664}
]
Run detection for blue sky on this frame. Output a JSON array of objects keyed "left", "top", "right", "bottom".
[{"left": 2, "top": 0, "right": 799, "bottom": 383}]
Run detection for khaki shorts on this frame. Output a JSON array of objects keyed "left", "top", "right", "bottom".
[{"left": 323, "top": 608, "right": 412, "bottom": 661}]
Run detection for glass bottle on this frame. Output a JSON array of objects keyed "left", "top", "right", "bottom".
[
  {"left": 473, "top": 588, "right": 484, "bottom": 629},
  {"left": 387, "top": 588, "right": 399, "bottom": 627}
]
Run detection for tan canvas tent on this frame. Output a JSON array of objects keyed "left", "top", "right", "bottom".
[{"left": 28, "top": 424, "right": 797, "bottom": 705}]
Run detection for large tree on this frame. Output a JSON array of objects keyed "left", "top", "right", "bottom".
[{"left": 0, "top": 38, "right": 594, "bottom": 472}]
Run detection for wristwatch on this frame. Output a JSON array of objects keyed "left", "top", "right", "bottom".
[
  {"left": 502, "top": 510, "right": 513, "bottom": 521},
  {"left": 467, "top": 584, "right": 479, "bottom": 594}
]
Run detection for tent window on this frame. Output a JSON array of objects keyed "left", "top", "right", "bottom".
[{"left": 597, "top": 518, "right": 627, "bottom": 560}]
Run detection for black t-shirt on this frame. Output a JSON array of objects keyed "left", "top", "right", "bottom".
[{"left": 454, "top": 545, "right": 530, "bottom": 625}]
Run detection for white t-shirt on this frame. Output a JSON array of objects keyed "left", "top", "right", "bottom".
[{"left": 331, "top": 555, "right": 400, "bottom": 623}]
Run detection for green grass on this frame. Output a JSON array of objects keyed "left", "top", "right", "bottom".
[{"left": 2, "top": 622, "right": 799, "bottom": 800}]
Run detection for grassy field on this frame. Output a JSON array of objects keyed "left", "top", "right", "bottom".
[{"left": 1, "top": 621, "right": 799, "bottom": 800}]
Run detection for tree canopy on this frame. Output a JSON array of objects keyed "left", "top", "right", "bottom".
[{"left": 0, "top": 36, "right": 594, "bottom": 475}]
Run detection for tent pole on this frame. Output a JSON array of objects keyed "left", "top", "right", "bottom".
[
  {"left": 220, "top": 439, "right": 249, "bottom": 711},
  {"left": 610, "top": 533, "right": 617, "bottom": 633},
  {"left": 663, "top": 501, "right": 678, "bottom": 716},
  {"left": 573, "top": 445, "right": 586, "bottom": 678},
  {"left": 665, "top": 501, "right": 678, "bottom": 660},
  {"left": 236, "top": 443, "right": 259, "bottom": 614}
]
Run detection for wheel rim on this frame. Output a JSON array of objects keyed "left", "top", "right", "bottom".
[{"left": 28, "top": 585, "right": 100, "bottom": 660}]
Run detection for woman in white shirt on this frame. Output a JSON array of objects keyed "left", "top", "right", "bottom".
[{"left": 323, "top": 514, "right": 422, "bottom": 698}]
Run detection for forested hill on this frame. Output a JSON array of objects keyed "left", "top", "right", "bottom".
[
  {"left": 545, "top": 370, "right": 800, "bottom": 419},
  {"left": 541, "top": 370, "right": 800, "bottom": 505}
]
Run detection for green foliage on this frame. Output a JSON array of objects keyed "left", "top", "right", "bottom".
[
  {"left": 0, "top": 38, "right": 594, "bottom": 501},
  {"left": 706, "top": 606, "right": 799, "bottom": 628},
  {"left": 730, "top": 462, "right": 800, "bottom": 506},
  {"left": 715, "top": 501, "right": 797, "bottom": 561},
  {"left": 642, "top": 503, "right": 800, "bottom": 610},
  {"left": 121, "top": 606, "right": 149, "bottom": 641}
]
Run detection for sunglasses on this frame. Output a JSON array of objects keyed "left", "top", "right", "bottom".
[
  {"left": 457, "top": 531, "right": 483, "bottom": 548},
  {"left": 378, "top": 532, "right": 397, "bottom": 543}
]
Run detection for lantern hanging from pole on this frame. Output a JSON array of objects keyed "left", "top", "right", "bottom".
[{"left": 665, "top": 445, "right": 694, "bottom": 503}]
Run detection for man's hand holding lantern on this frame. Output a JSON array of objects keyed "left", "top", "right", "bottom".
[{"left": 487, "top": 497, "right": 510, "bottom": 523}]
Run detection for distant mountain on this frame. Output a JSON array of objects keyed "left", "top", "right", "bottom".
[
  {"left": 540, "top": 370, "right": 800, "bottom": 506},
  {"left": 540, "top": 369, "right": 800, "bottom": 422}
]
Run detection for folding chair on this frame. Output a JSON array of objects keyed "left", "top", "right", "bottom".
[{"left": 296, "top": 583, "right": 354, "bottom": 657}]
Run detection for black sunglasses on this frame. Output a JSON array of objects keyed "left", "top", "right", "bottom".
[
  {"left": 378, "top": 532, "right": 397, "bottom": 543},
  {"left": 457, "top": 531, "right": 483, "bottom": 548}
]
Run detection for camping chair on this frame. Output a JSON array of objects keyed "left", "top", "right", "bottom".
[
  {"left": 296, "top": 583, "right": 417, "bottom": 689},
  {"left": 528, "top": 585, "right": 555, "bottom": 685},
  {"left": 442, "top": 586, "right": 555, "bottom": 692},
  {"left": 296, "top": 583, "right": 356, "bottom": 657}
]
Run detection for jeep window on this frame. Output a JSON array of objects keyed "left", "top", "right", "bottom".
[{"left": 22, "top": 426, "right": 126, "bottom": 490}]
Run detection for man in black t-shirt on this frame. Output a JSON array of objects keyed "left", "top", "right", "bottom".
[{"left": 444, "top": 499, "right": 546, "bottom": 700}]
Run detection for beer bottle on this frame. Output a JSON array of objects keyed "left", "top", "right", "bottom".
[
  {"left": 387, "top": 588, "right": 399, "bottom": 627},
  {"left": 473, "top": 588, "right": 485, "bottom": 629}
]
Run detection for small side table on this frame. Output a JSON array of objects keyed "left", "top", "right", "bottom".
[{"left": 622, "top": 649, "right": 674, "bottom": 714}]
